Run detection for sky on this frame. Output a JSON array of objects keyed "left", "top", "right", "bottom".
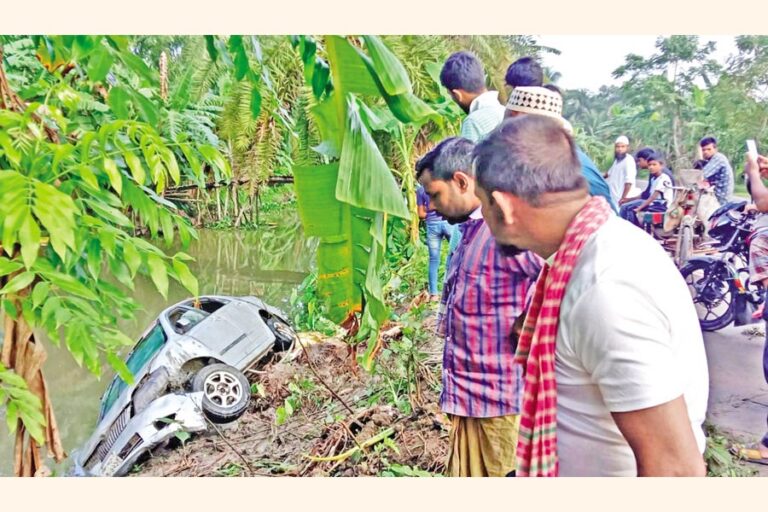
[{"left": 535, "top": 35, "right": 739, "bottom": 92}]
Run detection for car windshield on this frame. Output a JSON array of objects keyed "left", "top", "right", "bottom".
[{"left": 99, "top": 323, "right": 167, "bottom": 420}]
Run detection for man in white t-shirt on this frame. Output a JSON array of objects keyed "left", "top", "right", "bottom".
[
  {"left": 627, "top": 152, "right": 674, "bottom": 228},
  {"left": 472, "top": 115, "right": 709, "bottom": 476},
  {"left": 605, "top": 135, "right": 638, "bottom": 206}
]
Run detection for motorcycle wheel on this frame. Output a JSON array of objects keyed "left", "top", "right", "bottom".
[{"left": 680, "top": 259, "right": 735, "bottom": 331}]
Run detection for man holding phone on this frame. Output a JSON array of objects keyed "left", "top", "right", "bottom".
[{"left": 736, "top": 146, "right": 768, "bottom": 466}]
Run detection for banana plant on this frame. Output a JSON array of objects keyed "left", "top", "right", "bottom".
[{"left": 291, "top": 35, "right": 440, "bottom": 370}]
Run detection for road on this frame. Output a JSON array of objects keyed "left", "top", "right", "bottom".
[{"left": 704, "top": 324, "right": 768, "bottom": 475}]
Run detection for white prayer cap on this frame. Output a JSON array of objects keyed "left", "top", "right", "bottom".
[{"left": 615, "top": 135, "right": 629, "bottom": 145}]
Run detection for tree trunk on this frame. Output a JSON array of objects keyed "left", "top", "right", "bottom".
[{"left": 1, "top": 275, "right": 65, "bottom": 476}]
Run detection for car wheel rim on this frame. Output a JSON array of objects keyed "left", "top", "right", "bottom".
[{"left": 203, "top": 371, "right": 243, "bottom": 408}]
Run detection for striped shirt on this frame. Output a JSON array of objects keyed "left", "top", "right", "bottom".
[
  {"left": 437, "top": 209, "right": 543, "bottom": 417},
  {"left": 460, "top": 91, "right": 506, "bottom": 143},
  {"left": 701, "top": 152, "right": 734, "bottom": 206}
]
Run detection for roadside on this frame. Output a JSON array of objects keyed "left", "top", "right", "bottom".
[{"left": 704, "top": 325, "right": 768, "bottom": 476}]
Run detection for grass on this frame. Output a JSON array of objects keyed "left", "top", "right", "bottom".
[{"left": 704, "top": 423, "right": 759, "bottom": 477}]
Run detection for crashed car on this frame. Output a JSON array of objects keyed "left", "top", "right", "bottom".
[{"left": 71, "top": 295, "right": 298, "bottom": 477}]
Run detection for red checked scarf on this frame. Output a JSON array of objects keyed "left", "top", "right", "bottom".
[{"left": 515, "top": 196, "right": 612, "bottom": 477}]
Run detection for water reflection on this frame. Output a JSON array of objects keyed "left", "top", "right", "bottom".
[{"left": 0, "top": 215, "right": 315, "bottom": 475}]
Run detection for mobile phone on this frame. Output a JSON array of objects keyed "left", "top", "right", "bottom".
[{"left": 747, "top": 139, "right": 758, "bottom": 160}]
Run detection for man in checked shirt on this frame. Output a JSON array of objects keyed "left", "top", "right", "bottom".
[{"left": 416, "top": 137, "right": 543, "bottom": 477}]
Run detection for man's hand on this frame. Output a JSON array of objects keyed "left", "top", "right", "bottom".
[{"left": 612, "top": 396, "right": 706, "bottom": 476}]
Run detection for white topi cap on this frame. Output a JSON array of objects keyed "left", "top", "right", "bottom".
[{"left": 615, "top": 135, "right": 629, "bottom": 145}]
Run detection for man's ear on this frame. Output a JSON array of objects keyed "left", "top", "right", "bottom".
[
  {"left": 491, "top": 190, "right": 515, "bottom": 224},
  {"left": 451, "top": 88, "right": 467, "bottom": 104},
  {"left": 453, "top": 171, "right": 473, "bottom": 192}
]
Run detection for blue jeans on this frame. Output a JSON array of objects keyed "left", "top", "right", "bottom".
[
  {"left": 426, "top": 220, "right": 453, "bottom": 295},
  {"left": 620, "top": 199, "right": 666, "bottom": 227},
  {"left": 619, "top": 199, "right": 645, "bottom": 224}
]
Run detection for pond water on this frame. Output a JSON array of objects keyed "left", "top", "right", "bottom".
[{"left": 0, "top": 216, "right": 315, "bottom": 475}]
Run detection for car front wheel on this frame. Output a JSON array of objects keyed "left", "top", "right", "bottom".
[{"left": 192, "top": 364, "right": 250, "bottom": 423}]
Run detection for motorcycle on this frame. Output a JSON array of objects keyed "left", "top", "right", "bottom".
[{"left": 678, "top": 201, "right": 764, "bottom": 331}]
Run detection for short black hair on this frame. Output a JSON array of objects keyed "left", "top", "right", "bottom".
[
  {"left": 415, "top": 148, "right": 437, "bottom": 179},
  {"left": 504, "top": 56, "right": 544, "bottom": 88},
  {"left": 415, "top": 137, "right": 463, "bottom": 180},
  {"left": 635, "top": 147, "right": 655, "bottom": 161},
  {"left": 700, "top": 136, "right": 717, "bottom": 147},
  {"left": 542, "top": 83, "right": 563, "bottom": 97},
  {"left": 473, "top": 116, "right": 586, "bottom": 206},
  {"left": 440, "top": 51, "right": 486, "bottom": 93},
  {"left": 646, "top": 152, "right": 664, "bottom": 164},
  {"left": 432, "top": 137, "right": 476, "bottom": 181}
]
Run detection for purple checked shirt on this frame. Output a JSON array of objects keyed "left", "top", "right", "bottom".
[{"left": 437, "top": 209, "right": 543, "bottom": 418}]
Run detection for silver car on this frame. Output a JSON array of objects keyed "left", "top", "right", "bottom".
[{"left": 71, "top": 295, "right": 297, "bottom": 477}]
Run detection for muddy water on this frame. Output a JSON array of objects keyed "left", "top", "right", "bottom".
[{"left": 0, "top": 216, "right": 315, "bottom": 475}]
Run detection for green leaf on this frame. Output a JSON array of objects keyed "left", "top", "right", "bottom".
[
  {"left": 250, "top": 86, "right": 262, "bottom": 118},
  {"left": 337, "top": 99, "right": 409, "bottom": 219},
  {"left": 77, "top": 165, "right": 99, "bottom": 189},
  {"left": 32, "top": 281, "right": 50, "bottom": 309},
  {"left": 6, "top": 401, "right": 19, "bottom": 434},
  {"left": 160, "top": 210, "right": 175, "bottom": 246},
  {"left": 43, "top": 271, "right": 98, "bottom": 301},
  {"left": 108, "top": 86, "right": 132, "bottom": 120},
  {"left": 130, "top": 90, "right": 159, "bottom": 126},
  {"left": 311, "top": 59, "right": 330, "bottom": 99},
  {"left": 179, "top": 143, "right": 202, "bottom": 184},
  {"left": 110, "top": 258, "right": 133, "bottom": 289},
  {"left": 85, "top": 199, "right": 132, "bottom": 227},
  {"left": 160, "top": 149, "right": 180, "bottom": 185},
  {"left": 123, "top": 241, "right": 142, "bottom": 278},
  {"left": 123, "top": 150, "right": 146, "bottom": 185},
  {"left": 0, "top": 272, "right": 35, "bottom": 295},
  {"left": 103, "top": 158, "right": 123, "bottom": 196},
  {"left": 87, "top": 45, "right": 115, "bottom": 83},
  {"left": 86, "top": 238, "right": 102, "bottom": 279},
  {"left": 18, "top": 214, "right": 41, "bottom": 269},
  {"left": 362, "top": 36, "right": 411, "bottom": 96},
  {"left": 146, "top": 253, "right": 169, "bottom": 299},
  {"left": 233, "top": 43, "right": 250, "bottom": 80},
  {"left": 2, "top": 298, "right": 18, "bottom": 319},
  {"left": 175, "top": 431, "right": 191, "bottom": 444},
  {"left": 325, "top": 36, "right": 380, "bottom": 97},
  {"left": 119, "top": 52, "right": 157, "bottom": 86},
  {"left": 172, "top": 259, "right": 198, "bottom": 297},
  {"left": 198, "top": 144, "right": 230, "bottom": 179},
  {"left": 0, "top": 132, "right": 22, "bottom": 166},
  {"left": 204, "top": 35, "right": 219, "bottom": 62},
  {"left": 0, "top": 257, "right": 24, "bottom": 277},
  {"left": 106, "top": 350, "right": 135, "bottom": 385}
]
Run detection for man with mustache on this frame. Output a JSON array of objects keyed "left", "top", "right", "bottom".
[
  {"left": 472, "top": 115, "right": 708, "bottom": 476},
  {"left": 415, "top": 137, "right": 542, "bottom": 477},
  {"left": 605, "top": 135, "right": 638, "bottom": 207}
]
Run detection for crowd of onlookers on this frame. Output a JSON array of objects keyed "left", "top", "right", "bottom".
[{"left": 414, "top": 51, "right": 767, "bottom": 476}]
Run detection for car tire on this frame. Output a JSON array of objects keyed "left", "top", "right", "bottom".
[
  {"left": 267, "top": 317, "right": 297, "bottom": 352},
  {"left": 192, "top": 364, "right": 250, "bottom": 424}
]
